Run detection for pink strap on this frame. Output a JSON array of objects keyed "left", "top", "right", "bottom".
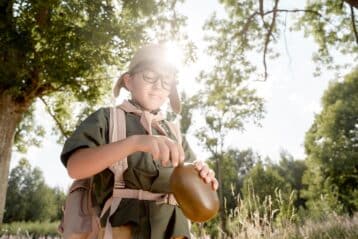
[
  {"left": 105, "top": 107, "right": 127, "bottom": 239},
  {"left": 109, "top": 107, "right": 127, "bottom": 188},
  {"left": 101, "top": 189, "right": 177, "bottom": 218}
]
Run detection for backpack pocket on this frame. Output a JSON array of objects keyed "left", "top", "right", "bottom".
[{"left": 59, "top": 178, "right": 97, "bottom": 239}]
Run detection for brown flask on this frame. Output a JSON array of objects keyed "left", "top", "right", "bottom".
[{"left": 170, "top": 163, "right": 220, "bottom": 222}]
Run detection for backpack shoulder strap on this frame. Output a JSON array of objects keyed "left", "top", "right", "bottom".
[
  {"left": 101, "top": 106, "right": 128, "bottom": 239},
  {"left": 109, "top": 106, "right": 127, "bottom": 188}
]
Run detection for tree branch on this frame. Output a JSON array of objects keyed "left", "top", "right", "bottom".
[
  {"left": 344, "top": 0, "right": 358, "bottom": 9},
  {"left": 236, "top": 8, "right": 322, "bottom": 39},
  {"left": 39, "top": 96, "right": 69, "bottom": 139},
  {"left": 259, "top": 0, "right": 264, "bottom": 18},
  {"left": 263, "top": 0, "right": 280, "bottom": 80},
  {"left": 259, "top": 0, "right": 265, "bottom": 27},
  {"left": 233, "top": 7, "right": 323, "bottom": 80},
  {"left": 350, "top": 6, "right": 358, "bottom": 45}
]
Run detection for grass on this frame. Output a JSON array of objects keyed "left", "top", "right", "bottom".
[
  {"left": 0, "top": 221, "right": 60, "bottom": 238},
  {"left": 1, "top": 203, "right": 357, "bottom": 239},
  {"left": 191, "top": 189, "right": 358, "bottom": 239}
]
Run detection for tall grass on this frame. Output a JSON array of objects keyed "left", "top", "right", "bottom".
[
  {"left": 0, "top": 221, "right": 60, "bottom": 239},
  {"left": 225, "top": 188, "right": 297, "bottom": 239},
  {"left": 191, "top": 188, "right": 358, "bottom": 239}
]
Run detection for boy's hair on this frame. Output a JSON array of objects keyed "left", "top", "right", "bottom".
[{"left": 113, "top": 44, "right": 181, "bottom": 113}]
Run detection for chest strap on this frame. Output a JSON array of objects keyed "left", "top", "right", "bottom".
[{"left": 100, "top": 189, "right": 177, "bottom": 218}]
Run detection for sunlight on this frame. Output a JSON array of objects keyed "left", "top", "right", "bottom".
[
  {"left": 163, "top": 41, "right": 201, "bottom": 96},
  {"left": 164, "top": 41, "right": 184, "bottom": 69}
]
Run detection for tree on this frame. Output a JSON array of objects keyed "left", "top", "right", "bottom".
[
  {"left": 272, "top": 151, "right": 307, "bottom": 209},
  {"left": 4, "top": 158, "right": 60, "bottom": 222},
  {"left": 242, "top": 162, "right": 290, "bottom": 210},
  {"left": 303, "top": 67, "right": 358, "bottom": 215},
  {"left": 0, "top": 0, "right": 186, "bottom": 223},
  {"left": 52, "top": 186, "right": 66, "bottom": 221},
  {"left": 206, "top": 0, "right": 357, "bottom": 80},
  {"left": 241, "top": 162, "right": 297, "bottom": 229},
  {"left": 192, "top": 39, "right": 265, "bottom": 236},
  {"left": 206, "top": 148, "right": 258, "bottom": 215}
]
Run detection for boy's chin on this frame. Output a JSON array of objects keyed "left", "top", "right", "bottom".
[{"left": 142, "top": 104, "right": 161, "bottom": 112}]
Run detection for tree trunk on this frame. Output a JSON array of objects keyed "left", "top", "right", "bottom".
[
  {"left": 216, "top": 156, "right": 227, "bottom": 239},
  {"left": 0, "top": 93, "right": 27, "bottom": 224}
]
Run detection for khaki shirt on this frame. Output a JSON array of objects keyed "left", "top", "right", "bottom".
[{"left": 61, "top": 107, "right": 196, "bottom": 239}]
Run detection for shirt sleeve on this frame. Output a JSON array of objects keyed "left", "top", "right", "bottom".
[{"left": 60, "top": 108, "right": 110, "bottom": 167}]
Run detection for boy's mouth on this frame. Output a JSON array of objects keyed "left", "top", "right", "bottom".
[{"left": 149, "top": 93, "right": 162, "bottom": 99}]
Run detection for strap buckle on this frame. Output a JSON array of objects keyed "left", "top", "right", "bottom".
[{"left": 156, "top": 193, "right": 178, "bottom": 205}]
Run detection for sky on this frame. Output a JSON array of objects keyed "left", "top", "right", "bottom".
[{"left": 10, "top": 0, "right": 353, "bottom": 191}]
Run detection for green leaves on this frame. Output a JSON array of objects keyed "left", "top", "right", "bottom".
[
  {"left": 0, "top": 0, "right": 189, "bottom": 147},
  {"left": 4, "top": 158, "right": 64, "bottom": 222},
  {"left": 14, "top": 104, "right": 45, "bottom": 153},
  {"left": 304, "top": 67, "right": 358, "bottom": 214}
]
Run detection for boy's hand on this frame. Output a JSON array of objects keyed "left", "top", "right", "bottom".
[
  {"left": 133, "top": 135, "right": 185, "bottom": 167},
  {"left": 193, "top": 160, "right": 219, "bottom": 191}
]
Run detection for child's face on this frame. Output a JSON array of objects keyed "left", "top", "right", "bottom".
[{"left": 124, "top": 64, "right": 176, "bottom": 111}]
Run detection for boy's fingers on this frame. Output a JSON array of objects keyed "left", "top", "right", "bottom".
[
  {"left": 200, "top": 164, "right": 210, "bottom": 177},
  {"left": 158, "top": 141, "right": 170, "bottom": 166},
  {"left": 178, "top": 144, "right": 185, "bottom": 164},
  {"left": 194, "top": 160, "right": 203, "bottom": 170},
  {"left": 200, "top": 168, "right": 209, "bottom": 178},
  {"left": 167, "top": 140, "right": 179, "bottom": 167},
  {"left": 151, "top": 142, "right": 160, "bottom": 160},
  {"left": 209, "top": 169, "right": 215, "bottom": 177},
  {"left": 212, "top": 179, "right": 219, "bottom": 191}
]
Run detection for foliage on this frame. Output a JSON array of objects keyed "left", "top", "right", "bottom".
[
  {"left": 208, "top": 0, "right": 357, "bottom": 81},
  {"left": 179, "top": 92, "right": 194, "bottom": 134},
  {"left": 14, "top": 104, "right": 45, "bottom": 153},
  {"left": 4, "top": 158, "right": 65, "bottom": 223},
  {"left": 271, "top": 151, "right": 307, "bottom": 209},
  {"left": 303, "top": 67, "right": 358, "bottom": 215},
  {"left": 206, "top": 148, "right": 259, "bottom": 214},
  {"left": 242, "top": 162, "right": 291, "bottom": 211},
  {"left": 293, "top": 0, "right": 358, "bottom": 76},
  {"left": 1, "top": 0, "right": 188, "bottom": 144}
]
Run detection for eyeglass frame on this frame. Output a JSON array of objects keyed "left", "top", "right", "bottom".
[{"left": 129, "top": 63, "right": 178, "bottom": 91}]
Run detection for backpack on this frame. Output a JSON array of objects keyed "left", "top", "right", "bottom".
[{"left": 58, "top": 105, "right": 181, "bottom": 239}]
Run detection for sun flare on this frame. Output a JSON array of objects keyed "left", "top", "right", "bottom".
[{"left": 164, "top": 41, "right": 184, "bottom": 69}]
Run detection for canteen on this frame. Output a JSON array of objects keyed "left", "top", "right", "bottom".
[{"left": 170, "top": 163, "right": 220, "bottom": 222}]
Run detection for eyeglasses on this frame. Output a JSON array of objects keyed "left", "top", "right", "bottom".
[{"left": 140, "top": 70, "right": 176, "bottom": 91}]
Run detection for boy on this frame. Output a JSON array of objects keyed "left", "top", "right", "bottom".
[{"left": 61, "top": 44, "right": 218, "bottom": 239}]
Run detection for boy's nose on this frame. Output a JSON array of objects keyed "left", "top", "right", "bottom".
[{"left": 152, "top": 79, "right": 162, "bottom": 89}]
